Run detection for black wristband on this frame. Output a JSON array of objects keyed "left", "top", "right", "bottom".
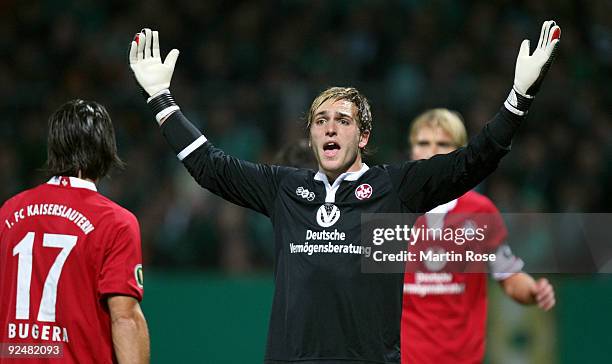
[
  {"left": 504, "top": 87, "right": 534, "bottom": 116},
  {"left": 148, "top": 91, "right": 176, "bottom": 114},
  {"left": 147, "top": 90, "right": 180, "bottom": 124}
]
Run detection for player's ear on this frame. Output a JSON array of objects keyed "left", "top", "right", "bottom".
[{"left": 359, "top": 130, "right": 370, "bottom": 149}]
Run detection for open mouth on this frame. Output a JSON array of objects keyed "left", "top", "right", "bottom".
[{"left": 323, "top": 142, "right": 340, "bottom": 158}]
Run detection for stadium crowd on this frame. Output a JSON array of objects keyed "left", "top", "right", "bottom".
[{"left": 0, "top": 0, "right": 610, "bottom": 270}]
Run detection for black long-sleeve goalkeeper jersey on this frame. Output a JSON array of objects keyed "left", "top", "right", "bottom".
[{"left": 159, "top": 106, "right": 522, "bottom": 363}]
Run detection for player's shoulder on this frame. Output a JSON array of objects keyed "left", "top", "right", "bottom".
[
  {"left": 374, "top": 161, "right": 417, "bottom": 172},
  {"left": 458, "top": 190, "right": 500, "bottom": 213},
  {"left": 371, "top": 161, "right": 421, "bottom": 184},
  {"left": 94, "top": 195, "right": 139, "bottom": 227},
  {"left": 277, "top": 166, "right": 317, "bottom": 184},
  {"left": 1, "top": 184, "right": 46, "bottom": 212},
  {"left": 353, "top": 163, "right": 402, "bottom": 181}
]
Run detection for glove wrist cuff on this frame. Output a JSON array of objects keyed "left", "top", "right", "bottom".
[
  {"left": 504, "top": 86, "right": 534, "bottom": 116},
  {"left": 147, "top": 90, "right": 180, "bottom": 125}
]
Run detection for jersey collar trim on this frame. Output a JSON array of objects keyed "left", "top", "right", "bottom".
[
  {"left": 313, "top": 163, "right": 370, "bottom": 183},
  {"left": 424, "top": 198, "right": 458, "bottom": 230},
  {"left": 314, "top": 164, "right": 369, "bottom": 203},
  {"left": 426, "top": 198, "right": 458, "bottom": 214},
  {"left": 47, "top": 176, "right": 97, "bottom": 192}
]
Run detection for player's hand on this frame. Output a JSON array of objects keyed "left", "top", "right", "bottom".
[
  {"left": 513, "top": 20, "right": 561, "bottom": 97},
  {"left": 532, "top": 278, "right": 555, "bottom": 311},
  {"left": 129, "top": 28, "right": 180, "bottom": 98}
]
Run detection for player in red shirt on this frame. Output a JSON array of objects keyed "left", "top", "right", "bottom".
[
  {"left": 0, "top": 100, "right": 150, "bottom": 363},
  {"left": 401, "top": 108, "right": 555, "bottom": 364}
]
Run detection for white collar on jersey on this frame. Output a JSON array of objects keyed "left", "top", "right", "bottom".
[
  {"left": 47, "top": 176, "right": 97, "bottom": 192},
  {"left": 313, "top": 163, "right": 370, "bottom": 203},
  {"left": 424, "top": 198, "right": 458, "bottom": 230},
  {"left": 427, "top": 198, "right": 458, "bottom": 214}
]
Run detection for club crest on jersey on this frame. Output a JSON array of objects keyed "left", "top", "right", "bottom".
[
  {"left": 355, "top": 183, "right": 373, "bottom": 200},
  {"left": 296, "top": 186, "right": 315, "bottom": 201},
  {"left": 316, "top": 203, "right": 340, "bottom": 227}
]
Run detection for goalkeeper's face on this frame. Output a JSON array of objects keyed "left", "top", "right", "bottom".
[{"left": 309, "top": 98, "right": 370, "bottom": 179}]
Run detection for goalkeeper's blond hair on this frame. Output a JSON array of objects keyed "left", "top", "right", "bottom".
[{"left": 409, "top": 108, "right": 468, "bottom": 148}]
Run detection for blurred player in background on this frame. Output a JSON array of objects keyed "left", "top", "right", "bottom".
[
  {"left": 275, "top": 139, "right": 317, "bottom": 169},
  {"left": 401, "top": 108, "right": 555, "bottom": 364},
  {"left": 129, "top": 21, "right": 559, "bottom": 363},
  {"left": 0, "top": 100, "right": 150, "bottom": 363}
]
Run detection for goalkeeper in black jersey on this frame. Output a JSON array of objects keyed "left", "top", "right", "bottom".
[{"left": 128, "top": 21, "right": 560, "bottom": 364}]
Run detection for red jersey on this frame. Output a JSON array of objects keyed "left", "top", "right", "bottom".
[
  {"left": 0, "top": 177, "right": 143, "bottom": 363},
  {"left": 401, "top": 190, "right": 521, "bottom": 364}
]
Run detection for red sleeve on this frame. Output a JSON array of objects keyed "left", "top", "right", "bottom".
[{"left": 97, "top": 211, "right": 144, "bottom": 301}]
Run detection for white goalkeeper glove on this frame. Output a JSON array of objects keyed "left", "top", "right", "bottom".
[
  {"left": 129, "top": 28, "right": 181, "bottom": 124},
  {"left": 129, "top": 28, "right": 180, "bottom": 98},
  {"left": 505, "top": 20, "right": 561, "bottom": 116}
]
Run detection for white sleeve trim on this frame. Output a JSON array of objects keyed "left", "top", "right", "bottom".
[
  {"left": 177, "top": 135, "right": 208, "bottom": 161},
  {"left": 156, "top": 106, "right": 180, "bottom": 125},
  {"left": 504, "top": 100, "right": 527, "bottom": 116},
  {"left": 489, "top": 244, "right": 525, "bottom": 281},
  {"left": 504, "top": 87, "right": 533, "bottom": 116}
]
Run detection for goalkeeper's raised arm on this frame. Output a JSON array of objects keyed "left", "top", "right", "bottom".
[
  {"left": 386, "top": 20, "right": 561, "bottom": 211},
  {"left": 128, "top": 28, "right": 292, "bottom": 217}
]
